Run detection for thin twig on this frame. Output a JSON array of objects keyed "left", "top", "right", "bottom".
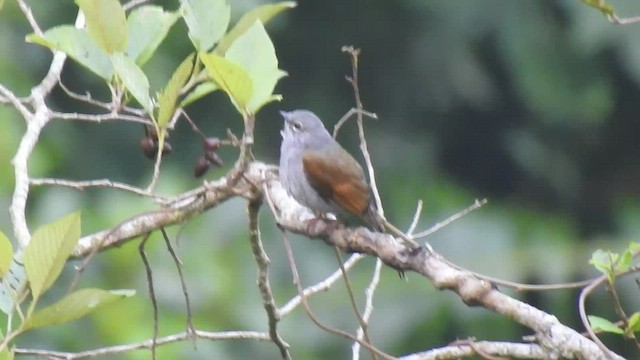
[
  {"left": 341, "top": 46, "right": 383, "bottom": 216},
  {"left": 340, "top": 46, "right": 418, "bottom": 249},
  {"left": 180, "top": 109, "right": 208, "bottom": 140},
  {"left": 333, "top": 108, "right": 378, "bottom": 138},
  {"left": 609, "top": 14, "right": 640, "bottom": 25},
  {"left": 352, "top": 258, "right": 383, "bottom": 360},
  {"left": 14, "top": 330, "right": 270, "bottom": 359},
  {"left": 605, "top": 280, "right": 640, "bottom": 353},
  {"left": 247, "top": 199, "right": 291, "bottom": 360},
  {"left": 0, "top": 84, "right": 32, "bottom": 120},
  {"left": 280, "top": 230, "right": 394, "bottom": 360},
  {"left": 332, "top": 248, "right": 378, "bottom": 360},
  {"left": 160, "top": 228, "right": 196, "bottom": 345},
  {"left": 138, "top": 233, "right": 158, "bottom": 360},
  {"left": 278, "top": 254, "right": 365, "bottom": 316},
  {"left": 578, "top": 276, "right": 614, "bottom": 359},
  {"left": 58, "top": 80, "right": 113, "bottom": 110},
  {"left": 407, "top": 200, "right": 423, "bottom": 236},
  {"left": 412, "top": 198, "right": 487, "bottom": 239},
  {"left": 145, "top": 126, "right": 164, "bottom": 193},
  {"left": 51, "top": 110, "right": 152, "bottom": 125},
  {"left": 16, "top": 0, "right": 43, "bottom": 36},
  {"left": 29, "top": 178, "right": 163, "bottom": 199}
]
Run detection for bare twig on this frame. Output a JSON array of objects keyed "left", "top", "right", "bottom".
[
  {"left": 605, "top": 279, "right": 640, "bottom": 353},
  {"left": 16, "top": 0, "right": 43, "bottom": 36},
  {"left": 145, "top": 127, "right": 165, "bottom": 193},
  {"left": 333, "top": 108, "right": 378, "bottom": 138},
  {"left": 407, "top": 200, "right": 423, "bottom": 236},
  {"left": 160, "top": 228, "right": 196, "bottom": 344},
  {"left": 0, "top": 84, "right": 32, "bottom": 120},
  {"left": 247, "top": 198, "right": 291, "bottom": 360},
  {"left": 332, "top": 248, "right": 378, "bottom": 360},
  {"left": 341, "top": 46, "right": 383, "bottom": 216},
  {"left": 58, "top": 80, "right": 113, "bottom": 110},
  {"left": 51, "top": 110, "right": 153, "bottom": 125},
  {"left": 138, "top": 233, "right": 158, "bottom": 360},
  {"left": 578, "top": 275, "right": 614, "bottom": 359},
  {"left": 339, "top": 46, "right": 418, "bottom": 249},
  {"left": 15, "top": 330, "right": 271, "bottom": 359},
  {"left": 609, "top": 14, "right": 640, "bottom": 25},
  {"left": 278, "top": 254, "right": 365, "bottom": 316},
  {"left": 29, "top": 178, "right": 161, "bottom": 199},
  {"left": 412, "top": 198, "right": 487, "bottom": 239},
  {"left": 281, "top": 230, "right": 394, "bottom": 360},
  {"left": 352, "top": 258, "right": 383, "bottom": 360}
]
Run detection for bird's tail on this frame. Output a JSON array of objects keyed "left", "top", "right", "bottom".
[{"left": 363, "top": 203, "right": 385, "bottom": 232}]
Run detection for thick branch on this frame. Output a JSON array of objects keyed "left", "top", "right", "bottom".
[{"left": 71, "top": 161, "right": 622, "bottom": 359}]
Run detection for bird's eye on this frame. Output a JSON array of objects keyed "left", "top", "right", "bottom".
[{"left": 292, "top": 121, "right": 302, "bottom": 132}]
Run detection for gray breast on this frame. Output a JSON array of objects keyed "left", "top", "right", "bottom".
[{"left": 279, "top": 139, "right": 337, "bottom": 215}]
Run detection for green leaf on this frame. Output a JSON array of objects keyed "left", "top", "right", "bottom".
[
  {"left": 616, "top": 248, "right": 633, "bottom": 273},
  {"left": 111, "top": 53, "right": 153, "bottom": 114},
  {"left": 0, "top": 348, "right": 14, "bottom": 360},
  {"left": 226, "top": 20, "right": 286, "bottom": 114},
  {"left": 179, "top": 81, "right": 219, "bottom": 108},
  {"left": 588, "top": 315, "right": 624, "bottom": 335},
  {"left": 199, "top": 52, "right": 252, "bottom": 114},
  {"left": 76, "top": 0, "right": 127, "bottom": 54},
  {"left": 0, "top": 230, "right": 12, "bottom": 278},
  {"left": 157, "top": 54, "right": 195, "bottom": 129},
  {"left": 215, "top": 1, "right": 296, "bottom": 55},
  {"left": 628, "top": 242, "right": 640, "bottom": 255},
  {"left": 581, "top": 0, "right": 614, "bottom": 16},
  {"left": 24, "top": 213, "right": 81, "bottom": 300},
  {"left": 26, "top": 26, "right": 113, "bottom": 80},
  {"left": 589, "top": 249, "right": 616, "bottom": 282},
  {"left": 23, "top": 288, "right": 135, "bottom": 330},
  {"left": 180, "top": 0, "right": 230, "bottom": 51},
  {"left": 126, "top": 6, "right": 180, "bottom": 65},
  {"left": 627, "top": 312, "right": 640, "bottom": 335}
]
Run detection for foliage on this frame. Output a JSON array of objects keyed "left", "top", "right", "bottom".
[
  {"left": 2, "top": 0, "right": 640, "bottom": 358},
  {"left": 0, "top": 213, "right": 134, "bottom": 354}
]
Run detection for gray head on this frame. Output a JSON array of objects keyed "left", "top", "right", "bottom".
[{"left": 280, "top": 110, "right": 332, "bottom": 150}]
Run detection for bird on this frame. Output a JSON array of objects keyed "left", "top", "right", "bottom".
[{"left": 278, "top": 109, "right": 385, "bottom": 231}]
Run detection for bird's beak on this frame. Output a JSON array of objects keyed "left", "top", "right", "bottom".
[
  {"left": 280, "top": 110, "right": 294, "bottom": 132},
  {"left": 279, "top": 110, "right": 291, "bottom": 120},
  {"left": 280, "top": 111, "right": 291, "bottom": 137}
]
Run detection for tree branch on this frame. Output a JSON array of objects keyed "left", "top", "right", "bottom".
[
  {"left": 14, "top": 330, "right": 270, "bottom": 359},
  {"left": 247, "top": 197, "right": 291, "bottom": 359}
]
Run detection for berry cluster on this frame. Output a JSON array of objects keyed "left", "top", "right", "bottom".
[
  {"left": 194, "top": 137, "right": 223, "bottom": 177},
  {"left": 139, "top": 127, "right": 172, "bottom": 160}
]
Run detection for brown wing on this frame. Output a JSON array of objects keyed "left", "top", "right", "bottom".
[{"left": 302, "top": 150, "right": 370, "bottom": 215}]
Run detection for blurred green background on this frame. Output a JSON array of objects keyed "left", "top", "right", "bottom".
[{"left": 2, "top": 0, "right": 640, "bottom": 359}]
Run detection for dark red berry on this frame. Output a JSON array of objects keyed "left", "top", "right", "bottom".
[
  {"left": 140, "top": 137, "right": 157, "bottom": 159},
  {"left": 205, "top": 151, "right": 223, "bottom": 167},
  {"left": 147, "top": 127, "right": 158, "bottom": 141},
  {"left": 162, "top": 142, "right": 173, "bottom": 155},
  {"left": 203, "top": 137, "right": 221, "bottom": 151},
  {"left": 193, "top": 156, "right": 210, "bottom": 177}
]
